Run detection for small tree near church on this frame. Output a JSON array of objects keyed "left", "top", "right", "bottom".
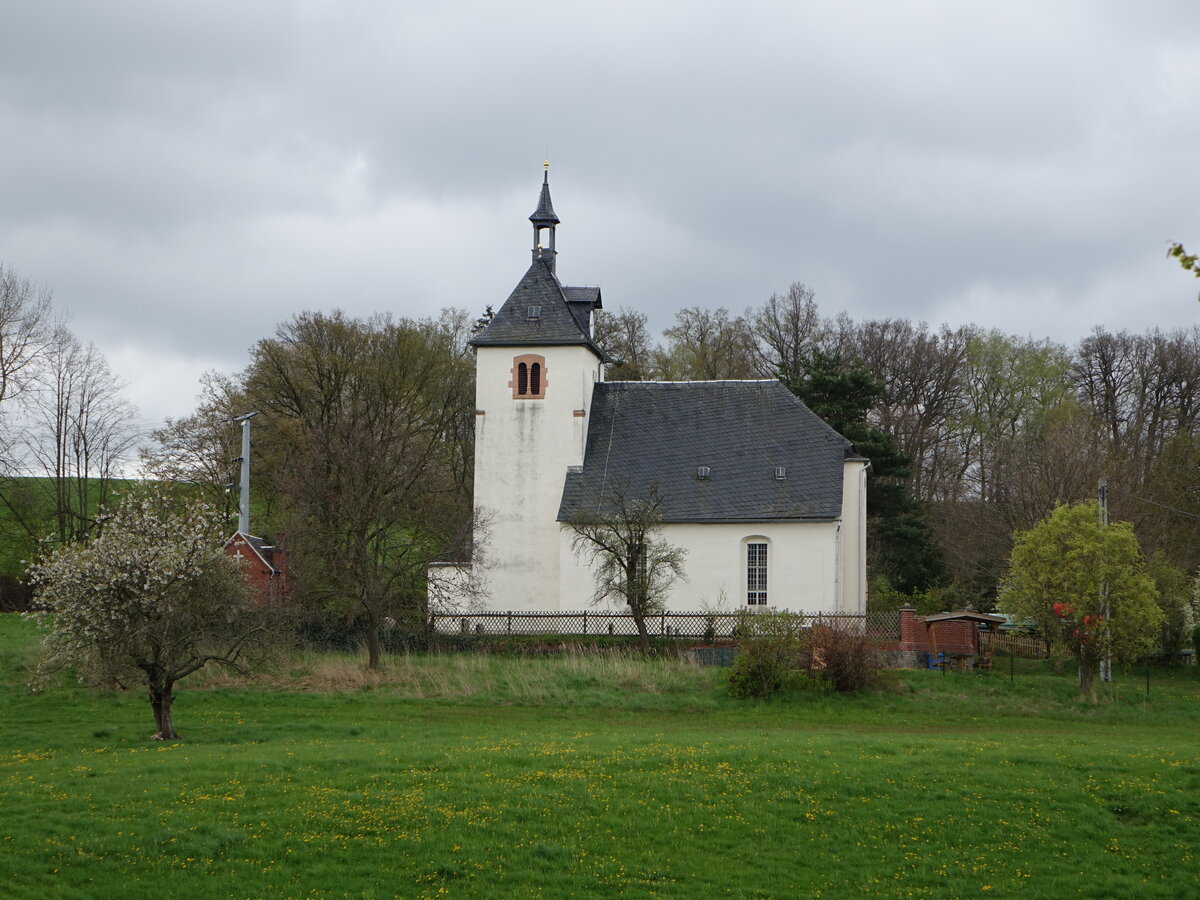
[
  {"left": 1004, "top": 501, "right": 1161, "bottom": 701},
  {"left": 568, "top": 482, "right": 687, "bottom": 651},
  {"left": 28, "top": 489, "right": 281, "bottom": 740}
]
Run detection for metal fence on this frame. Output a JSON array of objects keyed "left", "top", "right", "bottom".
[{"left": 430, "top": 609, "right": 901, "bottom": 641}]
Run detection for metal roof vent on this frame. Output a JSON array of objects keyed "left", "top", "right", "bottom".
[
  {"left": 567, "top": 465, "right": 583, "bottom": 474},
  {"left": 527, "top": 305, "right": 542, "bottom": 320},
  {"left": 774, "top": 466, "right": 787, "bottom": 480},
  {"left": 697, "top": 466, "right": 711, "bottom": 480}
]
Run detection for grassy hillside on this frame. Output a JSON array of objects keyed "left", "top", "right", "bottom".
[
  {"left": 0, "top": 478, "right": 255, "bottom": 580},
  {"left": 0, "top": 477, "right": 144, "bottom": 579},
  {"left": 2, "top": 615, "right": 1198, "bottom": 898}
]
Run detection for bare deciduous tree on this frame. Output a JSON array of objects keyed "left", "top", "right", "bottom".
[
  {"left": 593, "top": 306, "right": 655, "bottom": 380},
  {"left": 23, "top": 327, "right": 139, "bottom": 544},
  {"left": 659, "top": 307, "right": 757, "bottom": 380},
  {"left": 749, "top": 282, "right": 822, "bottom": 381},
  {"left": 568, "top": 482, "right": 687, "bottom": 651},
  {"left": 141, "top": 371, "right": 248, "bottom": 522},
  {"left": 841, "top": 319, "right": 974, "bottom": 502},
  {"left": 0, "top": 265, "right": 54, "bottom": 470}
]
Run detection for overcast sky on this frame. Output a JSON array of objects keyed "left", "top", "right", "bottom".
[{"left": 2, "top": 1, "right": 1198, "bottom": 433}]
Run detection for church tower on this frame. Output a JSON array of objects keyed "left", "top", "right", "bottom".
[{"left": 468, "top": 165, "right": 605, "bottom": 610}]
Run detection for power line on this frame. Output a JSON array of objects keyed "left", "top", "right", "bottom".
[{"left": 1107, "top": 485, "right": 1200, "bottom": 521}]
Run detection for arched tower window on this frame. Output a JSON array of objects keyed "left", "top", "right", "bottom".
[{"left": 510, "top": 354, "right": 548, "bottom": 399}]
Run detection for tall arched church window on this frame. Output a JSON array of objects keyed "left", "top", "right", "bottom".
[
  {"left": 746, "top": 541, "right": 768, "bottom": 606},
  {"left": 510, "top": 354, "right": 548, "bottom": 399}
]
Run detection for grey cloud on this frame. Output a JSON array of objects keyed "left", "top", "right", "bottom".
[{"left": 1, "top": 0, "right": 1199, "bottom": 430}]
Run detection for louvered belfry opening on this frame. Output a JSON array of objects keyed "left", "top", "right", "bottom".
[{"left": 510, "top": 354, "right": 547, "bottom": 399}]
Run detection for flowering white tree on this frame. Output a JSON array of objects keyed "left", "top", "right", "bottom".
[{"left": 28, "top": 489, "right": 280, "bottom": 739}]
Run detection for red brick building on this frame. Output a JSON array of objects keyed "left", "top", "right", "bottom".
[
  {"left": 888, "top": 607, "right": 1006, "bottom": 668},
  {"left": 225, "top": 532, "right": 290, "bottom": 604}
]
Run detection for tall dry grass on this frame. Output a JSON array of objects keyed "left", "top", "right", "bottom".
[{"left": 191, "top": 646, "right": 712, "bottom": 704}]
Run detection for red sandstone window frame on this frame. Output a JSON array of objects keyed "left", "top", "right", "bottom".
[{"left": 509, "top": 353, "right": 548, "bottom": 399}]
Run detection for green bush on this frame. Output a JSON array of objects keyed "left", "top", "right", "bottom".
[
  {"left": 728, "top": 612, "right": 887, "bottom": 698},
  {"left": 727, "top": 611, "right": 805, "bottom": 699}
]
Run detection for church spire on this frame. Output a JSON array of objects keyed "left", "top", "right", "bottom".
[{"left": 529, "top": 161, "right": 558, "bottom": 270}]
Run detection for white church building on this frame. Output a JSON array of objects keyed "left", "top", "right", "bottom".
[{"left": 450, "top": 168, "right": 868, "bottom": 615}]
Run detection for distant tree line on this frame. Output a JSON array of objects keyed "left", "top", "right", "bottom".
[{"left": 596, "top": 283, "right": 1200, "bottom": 629}]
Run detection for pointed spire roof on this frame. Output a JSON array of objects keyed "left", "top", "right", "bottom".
[
  {"left": 529, "top": 162, "right": 559, "bottom": 225},
  {"left": 470, "top": 165, "right": 603, "bottom": 356}
]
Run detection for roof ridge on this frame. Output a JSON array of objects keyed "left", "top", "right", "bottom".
[{"left": 604, "top": 379, "right": 779, "bottom": 385}]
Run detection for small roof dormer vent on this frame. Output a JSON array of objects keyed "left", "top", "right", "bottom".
[
  {"left": 774, "top": 466, "right": 787, "bottom": 481},
  {"left": 697, "top": 466, "right": 711, "bottom": 480},
  {"left": 527, "top": 305, "right": 542, "bottom": 321}
]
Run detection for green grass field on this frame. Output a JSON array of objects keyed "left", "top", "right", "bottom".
[{"left": 2, "top": 616, "right": 1198, "bottom": 899}]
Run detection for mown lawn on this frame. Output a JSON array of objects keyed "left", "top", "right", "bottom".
[{"left": 2, "top": 616, "right": 1198, "bottom": 898}]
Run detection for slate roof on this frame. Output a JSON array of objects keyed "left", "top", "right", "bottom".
[
  {"left": 469, "top": 256, "right": 605, "bottom": 355},
  {"left": 557, "top": 381, "right": 858, "bottom": 523},
  {"left": 563, "top": 285, "right": 601, "bottom": 305}
]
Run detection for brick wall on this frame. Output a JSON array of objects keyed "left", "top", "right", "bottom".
[{"left": 893, "top": 607, "right": 979, "bottom": 655}]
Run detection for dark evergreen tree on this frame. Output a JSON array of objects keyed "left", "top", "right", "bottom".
[
  {"left": 471, "top": 305, "right": 495, "bottom": 335},
  {"left": 782, "top": 351, "right": 944, "bottom": 594}
]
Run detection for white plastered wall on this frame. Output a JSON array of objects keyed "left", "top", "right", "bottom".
[
  {"left": 558, "top": 520, "right": 845, "bottom": 614},
  {"left": 840, "top": 458, "right": 870, "bottom": 614},
  {"left": 473, "top": 343, "right": 603, "bottom": 612}
]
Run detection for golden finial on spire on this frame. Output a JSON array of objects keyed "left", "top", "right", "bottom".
[{"left": 543, "top": 159, "right": 550, "bottom": 171}]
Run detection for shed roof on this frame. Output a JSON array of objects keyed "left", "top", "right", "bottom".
[{"left": 921, "top": 611, "right": 1007, "bottom": 627}]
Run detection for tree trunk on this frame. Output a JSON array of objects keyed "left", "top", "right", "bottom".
[
  {"left": 149, "top": 682, "right": 179, "bottom": 740},
  {"left": 366, "top": 620, "right": 383, "bottom": 670},
  {"left": 631, "top": 611, "right": 651, "bottom": 653}
]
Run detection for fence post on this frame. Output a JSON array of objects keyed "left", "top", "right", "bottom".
[
  {"left": 583, "top": 610, "right": 588, "bottom": 635},
  {"left": 506, "top": 611, "right": 512, "bottom": 635}
]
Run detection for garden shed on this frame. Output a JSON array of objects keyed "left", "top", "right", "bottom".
[{"left": 894, "top": 608, "right": 1007, "bottom": 669}]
